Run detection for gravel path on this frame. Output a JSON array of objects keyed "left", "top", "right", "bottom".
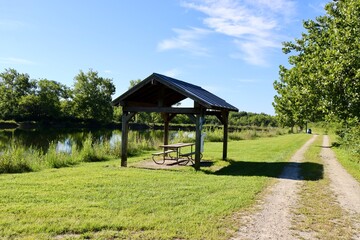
[
  {"left": 232, "top": 135, "right": 318, "bottom": 240},
  {"left": 232, "top": 134, "right": 360, "bottom": 240},
  {"left": 320, "top": 135, "right": 360, "bottom": 214},
  {"left": 320, "top": 135, "right": 360, "bottom": 238}
]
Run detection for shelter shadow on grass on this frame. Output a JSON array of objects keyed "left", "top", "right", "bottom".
[{"left": 202, "top": 159, "right": 323, "bottom": 181}]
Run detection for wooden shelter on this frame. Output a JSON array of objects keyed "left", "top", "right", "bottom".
[{"left": 112, "top": 73, "right": 238, "bottom": 170}]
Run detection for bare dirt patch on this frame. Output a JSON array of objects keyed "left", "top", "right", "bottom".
[{"left": 231, "top": 135, "right": 318, "bottom": 240}]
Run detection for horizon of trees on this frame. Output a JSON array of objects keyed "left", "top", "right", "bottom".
[
  {"left": 273, "top": 0, "right": 359, "bottom": 155},
  {"left": 0, "top": 68, "right": 277, "bottom": 127},
  {"left": 0, "top": 68, "right": 115, "bottom": 123},
  {"left": 123, "top": 110, "right": 278, "bottom": 128}
]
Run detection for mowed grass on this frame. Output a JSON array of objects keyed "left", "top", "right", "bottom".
[
  {"left": 329, "top": 134, "right": 360, "bottom": 183},
  {"left": 0, "top": 134, "right": 311, "bottom": 239}
]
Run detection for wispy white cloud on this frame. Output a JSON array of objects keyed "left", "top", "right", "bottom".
[
  {"left": 182, "top": 0, "right": 277, "bottom": 37},
  {"left": 0, "top": 57, "right": 35, "bottom": 65},
  {"left": 231, "top": 37, "right": 278, "bottom": 66},
  {"left": 177, "top": 0, "right": 296, "bottom": 65},
  {"left": 157, "top": 27, "right": 211, "bottom": 56},
  {"left": 104, "top": 70, "right": 112, "bottom": 74},
  {"left": 244, "top": 0, "right": 296, "bottom": 19}
]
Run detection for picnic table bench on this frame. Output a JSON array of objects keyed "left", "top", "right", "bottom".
[{"left": 152, "top": 143, "right": 200, "bottom": 165}]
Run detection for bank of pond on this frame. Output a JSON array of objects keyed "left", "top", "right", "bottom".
[{"left": 0, "top": 126, "right": 287, "bottom": 174}]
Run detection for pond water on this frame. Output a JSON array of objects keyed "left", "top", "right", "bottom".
[
  {"left": 0, "top": 128, "right": 149, "bottom": 152},
  {"left": 0, "top": 128, "right": 195, "bottom": 153}
]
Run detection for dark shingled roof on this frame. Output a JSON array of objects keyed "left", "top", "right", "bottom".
[{"left": 112, "top": 73, "right": 238, "bottom": 112}]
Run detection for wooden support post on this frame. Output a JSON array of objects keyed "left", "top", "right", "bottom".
[
  {"left": 121, "top": 111, "right": 136, "bottom": 167},
  {"left": 121, "top": 113, "right": 128, "bottom": 167},
  {"left": 163, "top": 113, "right": 169, "bottom": 146},
  {"left": 194, "top": 111, "right": 205, "bottom": 171},
  {"left": 214, "top": 110, "right": 230, "bottom": 160},
  {"left": 162, "top": 113, "right": 177, "bottom": 149},
  {"left": 222, "top": 111, "right": 229, "bottom": 160}
]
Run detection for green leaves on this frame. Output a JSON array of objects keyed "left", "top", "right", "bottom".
[
  {"left": 0, "top": 68, "right": 116, "bottom": 123},
  {"left": 0, "top": 68, "right": 34, "bottom": 120},
  {"left": 273, "top": 0, "right": 360, "bottom": 127},
  {"left": 72, "top": 69, "right": 115, "bottom": 123}
]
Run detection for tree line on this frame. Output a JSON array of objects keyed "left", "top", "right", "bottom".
[
  {"left": 129, "top": 111, "right": 277, "bottom": 127},
  {"left": 273, "top": 0, "right": 359, "bottom": 128},
  {"left": 0, "top": 68, "right": 115, "bottom": 123},
  {"left": 273, "top": 0, "right": 359, "bottom": 156},
  {"left": 0, "top": 69, "right": 277, "bottom": 127}
]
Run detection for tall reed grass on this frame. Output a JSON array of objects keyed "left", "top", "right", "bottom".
[
  {"left": 0, "top": 143, "right": 35, "bottom": 173},
  {"left": 204, "top": 127, "right": 287, "bottom": 142},
  {"left": 0, "top": 131, "right": 162, "bottom": 174}
]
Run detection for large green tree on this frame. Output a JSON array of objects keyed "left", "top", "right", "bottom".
[
  {"left": 72, "top": 69, "right": 115, "bottom": 123},
  {"left": 273, "top": 0, "right": 360, "bottom": 126},
  {"left": 36, "top": 79, "right": 70, "bottom": 120},
  {"left": 0, "top": 68, "right": 35, "bottom": 120},
  {"left": 16, "top": 78, "right": 70, "bottom": 121}
]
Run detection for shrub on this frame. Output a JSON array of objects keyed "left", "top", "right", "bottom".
[
  {"left": 45, "top": 144, "right": 78, "bottom": 168},
  {"left": 204, "top": 129, "right": 223, "bottom": 142},
  {"left": 78, "top": 134, "right": 107, "bottom": 162},
  {"left": 0, "top": 144, "right": 34, "bottom": 173},
  {"left": 337, "top": 125, "right": 360, "bottom": 161}
]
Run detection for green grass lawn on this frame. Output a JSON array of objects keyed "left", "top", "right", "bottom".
[
  {"left": 0, "top": 134, "right": 311, "bottom": 239},
  {"left": 329, "top": 135, "right": 360, "bottom": 183}
]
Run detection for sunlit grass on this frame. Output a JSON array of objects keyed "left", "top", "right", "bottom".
[
  {"left": 0, "top": 134, "right": 311, "bottom": 239},
  {"left": 329, "top": 134, "right": 360, "bottom": 183}
]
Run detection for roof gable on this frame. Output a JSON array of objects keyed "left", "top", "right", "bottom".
[{"left": 112, "top": 73, "right": 238, "bottom": 112}]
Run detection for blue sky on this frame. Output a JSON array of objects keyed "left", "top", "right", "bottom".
[{"left": 0, "top": 0, "right": 328, "bottom": 115}]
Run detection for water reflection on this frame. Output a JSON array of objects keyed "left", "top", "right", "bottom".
[
  {"left": 56, "top": 138, "right": 72, "bottom": 153},
  {"left": 0, "top": 127, "right": 200, "bottom": 155},
  {"left": 0, "top": 128, "right": 165, "bottom": 153}
]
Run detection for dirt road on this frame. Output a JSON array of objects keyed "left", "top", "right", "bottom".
[
  {"left": 321, "top": 135, "right": 360, "bottom": 239},
  {"left": 232, "top": 135, "right": 360, "bottom": 240}
]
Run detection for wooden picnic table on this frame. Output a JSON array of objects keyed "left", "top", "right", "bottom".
[{"left": 152, "top": 143, "right": 196, "bottom": 165}]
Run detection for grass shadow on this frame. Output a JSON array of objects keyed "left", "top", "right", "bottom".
[{"left": 202, "top": 159, "right": 323, "bottom": 181}]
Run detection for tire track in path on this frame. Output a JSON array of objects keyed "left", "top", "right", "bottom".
[
  {"left": 232, "top": 135, "right": 318, "bottom": 240},
  {"left": 320, "top": 135, "right": 360, "bottom": 239}
]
